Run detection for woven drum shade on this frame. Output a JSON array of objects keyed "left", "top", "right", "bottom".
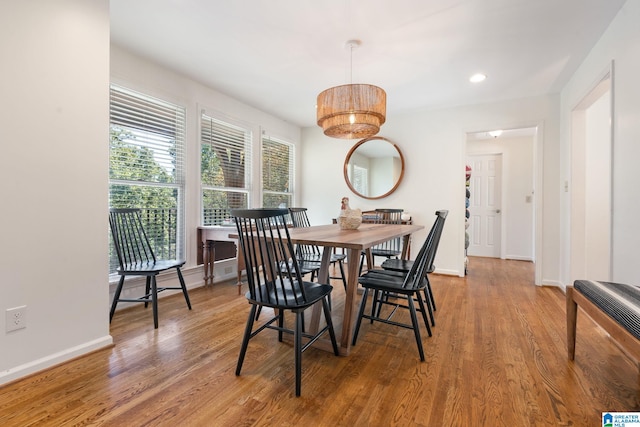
[{"left": 316, "top": 84, "right": 386, "bottom": 139}]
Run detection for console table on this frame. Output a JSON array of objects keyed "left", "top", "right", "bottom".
[{"left": 197, "top": 226, "right": 244, "bottom": 294}]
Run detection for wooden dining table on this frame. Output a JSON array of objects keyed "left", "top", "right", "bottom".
[{"left": 286, "top": 222, "right": 424, "bottom": 356}]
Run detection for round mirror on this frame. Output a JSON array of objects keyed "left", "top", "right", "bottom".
[{"left": 343, "top": 136, "right": 405, "bottom": 200}]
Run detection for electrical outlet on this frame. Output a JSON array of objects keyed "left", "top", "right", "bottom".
[{"left": 6, "top": 306, "right": 27, "bottom": 332}]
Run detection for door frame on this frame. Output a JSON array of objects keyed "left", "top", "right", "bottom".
[
  {"left": 569, "top": 62, "right": 613, "bottom": 282},
  {"left": 464, "top": 123, "right": 543, "bottom": 285}
]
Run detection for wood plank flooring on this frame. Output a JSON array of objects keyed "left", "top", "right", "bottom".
[{"left": 1, "top": 257, "right": 639, "bottom": 426}]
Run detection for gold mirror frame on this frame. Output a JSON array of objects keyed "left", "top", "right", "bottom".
[{"left": 343, "top": 136, "right": 405, "bottom": 200}]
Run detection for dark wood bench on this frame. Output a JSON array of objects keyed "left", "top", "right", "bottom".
[{"left": 567, "top": 280, "right": 640, "bottom": 361}]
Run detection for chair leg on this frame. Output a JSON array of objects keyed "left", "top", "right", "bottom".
[
  {"left": 151, "top": 276, "right": 159, "bottom": 329},
  {"left": 370, "top": 289, "right": 380, "bottom": 324},
  {"left": 322, "top": 297, "right": 339, "bottom": 355},
  {"left": 176, "top": 267, "right": 192, "bottom": 310},
  {"left": 236, "top": 304, "right": 258, "bottom": 376},
  {"left": 144, "top": 276, "right": 151, "bottom": 308},
  {"left": 109, "top": 275, "right": 126, "bottom": 322},
  {"left": 416, "top": 293, "right": 432, "bottom": 337},
  {"left": 375, "top": 291, "right": 390, "bottom": 319},
  {"left": 295, "top": 310, "right": 303, "bottom": 397},
  {"left": 407, "top": 295, "right": 425, "bottom": 361},
  {"left": 423, "top": 287, "right": 436, "bottom": 327},
  {"left": 338, "top": 261, "right": 347, "bottom": 291},
  {"left": 352, "top": 288, "right": 370, "bottom": 345},
  {"left": 426, "top": 276, "right": 437, "bottom": 312},
  {"left": 278, "top": 309, "right": 285, "bottom": 342}
]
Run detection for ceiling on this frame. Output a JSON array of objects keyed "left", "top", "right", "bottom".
[{"left": 110, "top": 0, "right": 626, "bottom": 129}]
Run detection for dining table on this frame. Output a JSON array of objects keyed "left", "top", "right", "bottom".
[{"left": 285, "top": 222, "right": 424, "bottom": 356}]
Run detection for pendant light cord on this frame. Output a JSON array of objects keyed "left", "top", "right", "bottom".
[{"left": 349, "top": 42, "right": 353, "bottom": 84}]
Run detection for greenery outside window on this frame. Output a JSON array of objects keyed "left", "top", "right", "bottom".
[
  {"left": 262, "top": 135, "right": 294, "bottom": 208},
  {"left": 201, "top": 113, "right": 252, "bottom": 226},
  {"left": 109, "top": 85, "right": 185, "bottom": 273}
]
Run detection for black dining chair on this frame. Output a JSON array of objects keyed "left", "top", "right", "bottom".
[
  {"left": 108, "top": 208, "right": 192, "bottom": 329},
  {"left": 232, "top": 208, "right": 339, "bottom": 397},
  {"left": 359, "top": 208, "right": 404, "bottom": 274},
  {"left": 251, "top": 210, "right": 321, "bottom": 323},
  {"left": 351, "top": 210, "right": 447, "bottom": 361},
  {"left": 378, "top": 210, "right": 448, "bottom": 326},
  {"left": 289, "top": 207, "right": 348, "bottom": 290}
]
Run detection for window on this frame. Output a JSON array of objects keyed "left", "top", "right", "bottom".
[
  {"left": 201, "top": 113, "right": 252, "bottom": 225},
  {"left": 351, "top": 164, "right": 368, "bottom": 196},
  {"left": 109, "top": 85, "right": 185, "bottom": 273},
  {"left": 262, "top": 135, "right": 294, "bottom": 208}
]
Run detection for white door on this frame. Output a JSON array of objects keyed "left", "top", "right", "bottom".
[{"left": 467, "top": 154, "right": 502, "bottom": 258}]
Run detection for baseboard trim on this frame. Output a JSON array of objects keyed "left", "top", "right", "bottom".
[
  {"left": 0, "top": 335, "right": 114, "bottom": 386},
  {"left": 540, "top": 279, "right": 563, "bottom": 289},
  {"left": 433, "top": 268, "right": 459, "bottom": 276},
  {"left": 505, "top": 255, "right": 534, "bottom": 262}
]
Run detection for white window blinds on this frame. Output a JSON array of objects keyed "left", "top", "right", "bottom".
[
  {"left": 201, "top": 113, "right": 252, "bottom": 225},
  {"left": 262, "top": 135, "right": 294, "bottom": 208},
  {"left": 110, "top": 86, "right": 185, "bottom": 185}
]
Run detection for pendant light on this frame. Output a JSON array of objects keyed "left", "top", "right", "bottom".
[{"left": 316, "top": 40, "right": 386, "bottom": 139}]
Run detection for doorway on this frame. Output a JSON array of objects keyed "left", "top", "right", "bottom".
[
  {"left": 570, "top": 69, "right": 612, "bottom": 282},
  {"left": 465, "top": 128, "right": 537, "bottom": 268}
]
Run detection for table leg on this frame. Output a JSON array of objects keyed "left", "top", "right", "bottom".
[
  {"left": 317, "top": 247, "right": 332, "bottom": 284},
  {"left": 340, "top": 247, "right": 361, "bottom": 355},
  {"left": 236, "top": 248, "right": 245, "bottom": 295},
  {"left": 365, "top": 248, "right": 374, "bottom": 272},
  {"left": 201, "top": 241, "right": 207, "bottom": 283},
  {"left": 309, "top": 248, "right": 332, "bottom": 332},
  {"left": 401, "top": 234, "right": 412, "bottom": 259},
  {"left": 210, "top": 241, "right": 217, "bottom": 285},
  {"left": 306, "top": 247, "right": 361, "bottom": 355},
  {"left": 202, "top": 240, "right": 215, "bottom": 286}
]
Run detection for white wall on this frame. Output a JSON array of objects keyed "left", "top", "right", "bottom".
[
  {"left": 301, "top": 95, "right": 560, "bottom": 282},
  {"left": 0, "top": 0, "right": 112, "bottom": 384},
  {"left": 467, "top": 136, "right": 535, "bottom": 261},
  {"left": 370, "top": 156, "right": 395, "bottom": 196},
  {"left": 560, "top": 1, "right": 640, "bottom": 286}
]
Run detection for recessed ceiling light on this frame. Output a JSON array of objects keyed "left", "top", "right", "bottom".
[{"left": 469, "top": 73, "right": 487, "bottom": 83}]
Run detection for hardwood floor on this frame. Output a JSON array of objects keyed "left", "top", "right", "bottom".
[{"left": 2, "top": 257, "right": 639, "bottom": 426}]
